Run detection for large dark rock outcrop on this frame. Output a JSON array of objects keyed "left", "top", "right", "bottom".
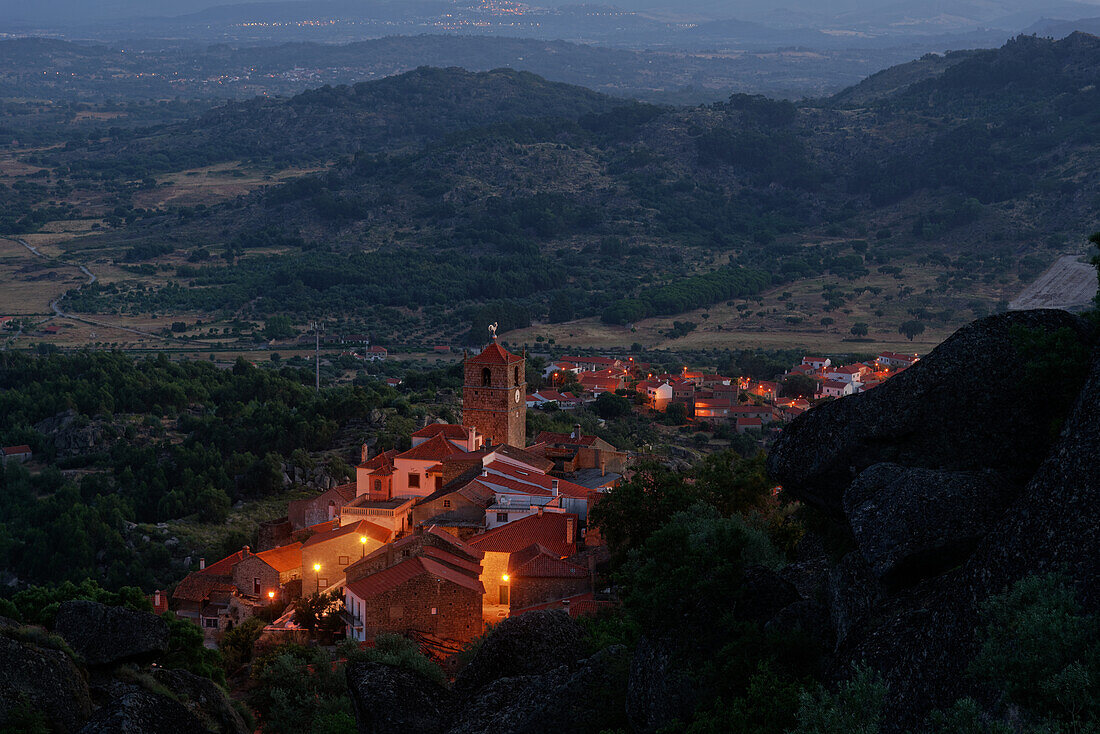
[
  {"left": 54, "top": 601, "right": 169, "bottom": 667},
  {"left": 150, "top": 668, "right": 250, "bottom": 734},
  {"left": 76, "top": 691, "right": 205, "bottom": 734},
  {"left": 844, "top": 463, "right": 1011, "bottom": 587},
  {"left": 0, "top": 632, "right": 93, "bottom": 732},
  {"left": 626, "top": 636, "right": 698, "bottom": 734},
  {"left": 453, "top": 610, "right": 587, "bottom": 693},
  {"left": 347, "top": 662, "right": 454, "bottom": 734},
  {"left": 768, "top": 310, "right": 1090, "bottom": 513},
  {"left": 819, "top": 326, "right": 1100, "bottom": 731}
]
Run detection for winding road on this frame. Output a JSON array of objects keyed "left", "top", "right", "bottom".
[{"left": 4, "top": 236, "right": 182, "bottom": 345}]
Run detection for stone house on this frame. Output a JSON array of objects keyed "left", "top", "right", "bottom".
[
  {"left": 287, "top": 482, "right": 357, "bottom": 530},
  {"left": 301, "top": 519, "right": 392, "bottom": 595},
  {"left": 467, "top": 511, "right": 579, "bottom": 611},
  {"left": 344, "top": 552, "right": 484, "bottom": 644},
  {"left": 505, "top": 543, "right": 591, "bottom": 612},
  {"left": 231, "top": 543, "right": 302, "bottom": 601}
]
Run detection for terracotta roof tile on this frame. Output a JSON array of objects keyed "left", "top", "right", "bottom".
[
  {"left": 254, "top": 542, "right": 303, "bottom": 573},
  {"left": 346, "top": 553, "right": 484, "bottom": 599},
  {"left": 466, "top": 342, "right": 522, "bottom": 365},
  {"left": 199, "top": 550, "right": 244, "bottom": 576},
  {"left": 467, "top": 512, "right": 578, "bottom": 557},
  {"left": 412, "top": 424, "right": 470, "bottom": 440},
  {"left": 302, "top": 519, "right": 391, "bottom": 548},
  {"left": 396, "top": 434, "right": 467, "bottom": 462}
]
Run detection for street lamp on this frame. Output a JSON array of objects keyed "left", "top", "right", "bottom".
[
  {"left": 360, "top": 535, "right": 367, "bottom": 558},
  {"left": 267, "top": 590, "right": 275, "bottom": 603},
  {"left": 313, "top": 563, "right": 321, "bottom": 594}
]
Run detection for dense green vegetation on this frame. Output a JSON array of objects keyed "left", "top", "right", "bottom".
[{"left": 0, "top": 351, "right": 403, "bottom": 590}]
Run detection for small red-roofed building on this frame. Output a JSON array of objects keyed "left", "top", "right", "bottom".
[
  {"left": 802, "top": 356, "right": 831, "bottom": 370},
  {"left": 302, "top": 519, "right": 393, "bottom": 594},
  {"left": 1, "top": 445, "right": 32, "bottom": 464},
  {"left": 736, "top": 417, "right": 764, "bottom": 434},
  {"left": 577, "top": 370, "right": 624, "bottom": 396},
  {"left": 410, "top": 424, "right": 482, "bottom": 452},
  {"left": 832, "top": 364, "right": 868, "bottom": 385},
  {"left": 467, "top": 511, "right": 579, "bottom": 611},
  {"left": 232, "top": 543, "right": 303, "bottom": 601},
  {"left": 148, "top": 589, "right": 169, "bottom": 615},
  {"left": 543, "top": 360, "right": 581, "bottom": 379},
  {"left": 504, "top": 543, "right": 591, "bottom": 613},
  {"left": 365, "top": 345, "right": 388, "bottom": 361},
  {"left": 819, "top": 380, "right": 855, "bottom": 398},
  {"left": 636, "top": 380, "right": 673, "bottom": 410}
]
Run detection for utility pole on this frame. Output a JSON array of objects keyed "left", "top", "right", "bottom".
[{"left": 311, "top": 321, "right": 324, "bottom": 392}]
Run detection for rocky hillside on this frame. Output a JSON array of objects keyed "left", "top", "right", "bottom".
[
  {"left": 0, "top": 600, "right": 247, "bottom": 733},
  {"left": 768, "top": 308, "right": 1100, "bottom": 728}
]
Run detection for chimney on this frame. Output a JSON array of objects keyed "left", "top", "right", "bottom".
[
  {"left": 415, "top": 525, "right": 424, "bottom": 536},
  {"left": 467, "top": 425, "right": 476, "bottom": 450},
  {"left": 537, "top": 505, "right": 544, "bottom": 517},
  {"left": 154, "top": 590, "right": 162, "bottom": 607},
  {"left": 361, "top": 443, "right": 369, "bottom": 463},
  {"left": 572, "top": 424, "right": 581, "bottom": 440},
  {"left": 551, "top": 479, "right": 559, "bottom": 497},
  {"left": 199, "top": 557, "right": 206, "bottom": 570},
  {"left": 566, "top": 517, "right": 576, "bottom": 545},
  {"left": 242, "top": 545, "right": 250, "bottom": 558},
  {"left": 482, "top": 468, "right": 489, "bottom": 478}
]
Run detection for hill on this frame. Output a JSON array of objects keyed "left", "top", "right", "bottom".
[{"left": 6, "top": 34, "right": 1100, "bottom": 352}]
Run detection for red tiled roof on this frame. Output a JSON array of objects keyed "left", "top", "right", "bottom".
[
  {"left": 307, "top": 519, "right": 340, "bottom": 534},
  {"left": 254, "top": 542, "right": 303, "bottom": 573},
  {"left": 412, "top": 424, "right": 470, "bottom": 440},
  {"left": 172, "top": 573, "right": 234, "bottom": 603},
  {"left": 397, "top": 434, "right": 467, "bottom": 463},
  {"left": 467, "top": 341, "right": 522, "bottom": 365},
  {"left": 200, "top": 550, "right": 245, "bottom": 576},
  {"left": 533, "top": 431, "right": 598, "bottom": 447},
  {"left": 302, "top": 519, "right": 391, "bottom": 548},
  {"left": 485, "top": 462, "right": 589, "bottom": 498},
  {"left": 836, "top": 365, "right": 863, "bottom": 374},
  {"left": 486, "top": 445, "right": 555, "bottom": 473},
  {"left": 358, "top": 449, "right": 398, "bottom": 471},
  {"left": 508, "top": 543, "right": 588, "bottom": 578},
  {"left": 2, "top": 445, "right": 31, "bottom": 455},
  {"left": 420, "top": 544, "right": 483, "bottom": 575},
  {"left": 346, "top": 554, "right": 484, "bottom": 599},
  {"left": 823, "top": 380, "right": 847, "bottom": 389},
  {"left": 332, "top": 483, "right": 358, "bottom": 502},
  {"left": 737, "top": 417, "right": 763, "bottom": 427},
  {"left": 456, "top": 480, "right": 497, "bottom": 507},
  {"left": 468, "top": 512, "right": 578, "bottom": 557}
]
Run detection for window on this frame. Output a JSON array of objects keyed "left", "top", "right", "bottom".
[
  {"left": 319, "top": 578, "right": 328, "bottom": 588},
  {"left": 401, "top": 549, "right": 410, "bottom": 557},
  {"left": 338, "top": 555, "right": 349, "bottom": 566},
  {"left": 443, "top": 500, "right": 451, "bottom": 508},
  {"left": 374, "top": 479, "right": 381, "bottom": 493},
  {"left": 408, "top": 472, "right": 420, "bottom": 488},
  {"left": 482, "top": 367, "right": 492, "bottom": 387},
  {"left": 514, "top": 366, "right": 520, "bottom": 384},
  {"left": 497, "top": 512, "right": 508, "bottom": 523},
  {"left": 499, "top": 585, "right": 510, "bottom": 605},
  {"left": 253, "top": 578, "right": 260, "bottom": 595},
  {"left": 204, "top": 617, "right": 219, "bottom": 629},
  {"left": 431, "top": 607, "right": 437, "bottom": 615}
]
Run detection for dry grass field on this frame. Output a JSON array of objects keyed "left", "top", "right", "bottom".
[{"left": 132, "top": 162, "right": 326, "bottom": 209}]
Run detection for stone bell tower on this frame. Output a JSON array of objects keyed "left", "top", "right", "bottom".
[{"left": 462, "top": 326, "right": 526, "bottom": 448}]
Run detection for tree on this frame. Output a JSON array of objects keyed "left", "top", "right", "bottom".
[
  {"left": 292, "top": 590, "right": 345, "bottom": 638},
  {"left": 850, "top": 322, "right": 869, "bottom": 337},
  {"left": 594, "top": 391, "right": 632, "bottom": 419},
  {"left": 548, "top": 292, "right": 574, "bottom": 323},
  {"left": 262, "top": 315, "right": 296, "bottom": 340},
  {"left": 898, "top": 320, "right": 925, "bottom": 341},
  {"left": 820, "top": 317, "right": 835, "bottom": 330},
  {"left": 781, "top": 374, "right": 817, "bottom": 399}
]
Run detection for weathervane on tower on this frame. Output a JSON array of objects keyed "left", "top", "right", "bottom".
[{"left": 488, "top": 322, "right": 498, "bottom": 340}]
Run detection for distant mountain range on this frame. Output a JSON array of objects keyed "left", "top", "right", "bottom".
[{"left": 6, "top": 0, "right": 1100, "bottom": 48}]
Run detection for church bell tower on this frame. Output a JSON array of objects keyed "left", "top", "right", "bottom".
[{"left": 462, "top": 325, "right": 526, "bottom": 448}]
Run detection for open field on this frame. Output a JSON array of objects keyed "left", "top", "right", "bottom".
[
  {"left": 1009, "top": 254, "right": 1097, "bottom": 312},
  {"left": 0, "top": 236, "right": 85, "bottom": 315},
  {"left": 132, "top": 161, "right": 327, "bottom": 209},
  {"left": 505, "top": 259, "right": 1010, "bottom": 355}
]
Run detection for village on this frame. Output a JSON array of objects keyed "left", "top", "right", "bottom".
[{"left": 117, "top": 335, "right": 920, "bottom": 657}]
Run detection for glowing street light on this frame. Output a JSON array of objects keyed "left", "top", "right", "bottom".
[
  {"left": 267, "top": 590, "right": 275, "bottom": 602},
  {"left": 360, "top": 535, "right": 367, "bottom": 558},
  {"left": 313, "top": 563, "right": 322, "bottom": 594},
  {"left": 501, "top": 574, "right": 510, "bottom": 583}
]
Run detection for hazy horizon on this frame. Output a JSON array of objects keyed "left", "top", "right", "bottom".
[{"left": 4, "top": 0, "right": 1100, "bottom": 25}]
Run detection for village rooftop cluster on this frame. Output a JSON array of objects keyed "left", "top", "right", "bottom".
[{"left": 109, "top": 340, "right": 919, "bottom": 656}]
